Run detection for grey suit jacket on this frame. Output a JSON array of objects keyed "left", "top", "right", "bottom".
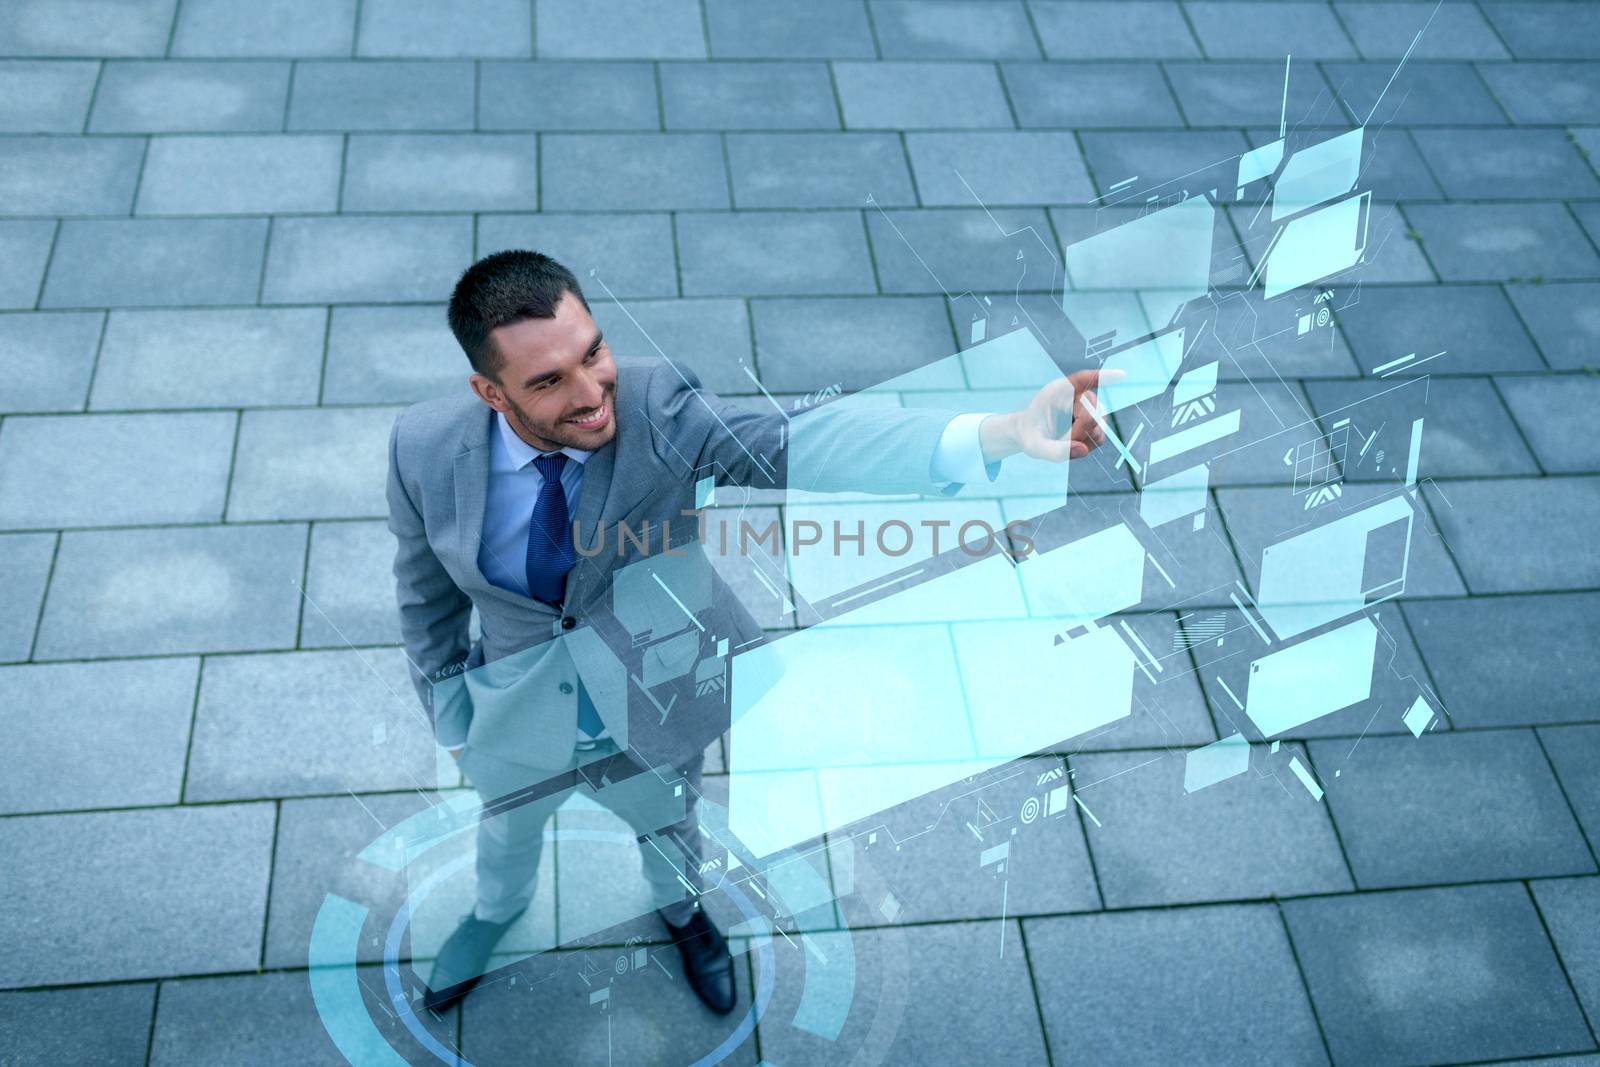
[{"left": 387, "top": 356, "right": 957, "bottom": 774}]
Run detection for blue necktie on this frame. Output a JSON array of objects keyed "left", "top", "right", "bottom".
[
  {"left": 524, "top": 454, "right": 604, "bottom": 737},
  {"left": 525, "top": 453, "right": 573, "bottom": 604}
]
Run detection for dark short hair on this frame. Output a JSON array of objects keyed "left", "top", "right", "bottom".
[{"left": 446, "top": 249, "right": 590, "bottom": 378}]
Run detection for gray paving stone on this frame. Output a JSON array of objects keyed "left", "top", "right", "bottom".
[
  {"left": 478, "top": 212, "right": 676, "bottom": 300},
  {"left": 1167, "top": 60, "right": 1345, "bottom": 128},
  {"left": 1204, "top": 379, "right": 1324, "bottom": 487},
  {"left": 0, "top": 311, "right": 102, "bottom": 412},
  {"left": 1404, "top": 202, "right": 1600, "bottom": 283},
  {"left": 229, "top": 406, "right": 399, "bottom": 520},
  {"left": 479, "top": 61, "right": 659, "bottom": 130},
  {"left": 867, "top": 207, "right": 1054, "bottom": 294},
  {"left": 90, "top": 61, "right": 290, "bottom": 133},
  {"left": 1483, "top": 2, "right": 1600, "bottom": 61},
  {"left": 300, "top": 520, "right": 404, "bottom": 648},
  {"left": 0, "top": 136, "right": 144, "bottom": 216},
  {"left": 1078, "top": 130, "right": 1249, "bottom": 195},
  {"left": 871, "top": 0, "right": 1040, "bottom": 59},
  {"left": 1540, "top": 726, "right": 1600, "bottom": 852},
  {"left": 261, "top": 216, "right": 471, "bottom": 304},
  {"left": 288, "top": 60, "right": 475, "bottom": 131},
  {"left": 661, "top": 62, "right": 839, "bottom": 130},
  {"left": 172, "top": 0, "right": 357, "bottom": 57},
  {"left": 750, "top": 296, "right": 954, "bottom": 391},
  {"left": 541, "top": 133, "right": 728, "bottom": 210},
  {"left": 1070, "top": 746, "right": 1353, "bottom": 906},
  {"left": 537, "top": 0, "right": 706, "bottom": 59},
  {"left": 1003, "top": 61, "right": 1182, "bottom": 128},
  {"left": 0, "top": 984, "right": 155, "bottom": 1067},
  {"left": 1268, "top": 125, "right": 1442, "bottom": 201},
  {"left": 1423, "top": 475, "right": 1600, "bottom": 594},
  {"left": 93, "top": 307, "right": 325, "bottom": 410},
  {"left": 677, "top": 211, "right": 876, "bottom": 297},
  {"left": 1325, "top": 60, "right": 1510, "bottom": 126},
  {"left": 1168, "top": 268, "right": 1364, "bottom": 378},
  {"left": 188, "top": 648, "right": 437, "bottom": 800},
  {"left": 43, "top": 217, "right": 268, "bottom": 308},
  {"left": 323, "top": 304, "right": 470, "bottom": 405},
  {"left": 0, "top": 411, "right": 235, "bottom": 528},
  {"left": 1338, "top": 284, "right": 1544, "bottom": 375},
  {"left": 342, "top": 134, "right": 539, "bottom": 212},
  {"left": 34, "top": 523, "right": 306, "bottom": 659},
  {"left": 1415, "top": 128, "right": 1598, "bottom": 199},
  {"left": 0, "top": 0, "right": 175, "bottom": 57},
  {"left": 834, "top": 61, "right": 1014, "bottom": 130},
  {"left": 266, "top": 792, "right": 456, "bottom": 968},
  {"left": 1335, "top": 2, "right": 1509, "bottom": 60},
  {"left": 1532, "top": 877, "right": 1600, "bottom": 1032},
  {"left": 755, "top": 922, "right": 1048, "bottom": 1065},
  {"left": 704, "top": 0, "right": 876, "bottom": 59},
  {"left": 726, "top": 132, "right": 916, "bottom": 208},
  {"left": 836, "top": 755, "right": 1100, "bottom": 929},
  {"left": 1186, "top": 1, "right": 1357, "bottom": 59},
  {"left": 906, "top": 132, "right": 1094, "bottom": 205},
  {"left": 1404, "top": 593, "right": 1600, "bottom": 729},
  {"left": 1498, "top": 373, "right": 1600, "bottom": 473},
  {"left": 590, "top": 298, "right": 752, "bottom": 394},
  {"left": 0, "top": 61, "right": 100, "bottom": 132},
  {"left": 135, "top": 134, "right": 344, "bottom": 215},
  {"left": 1575, "top": 128, "right": 1600, "bottom": 173},
  {"left": 1028, "top": 905, "right": 1329, "bottom": 1066},
  {"left": 1505, "top": 282, "right": 1600, "bottom": 371},
  {"left": 1306, "top": 376, "right": 1540, "bottom": 480},
  {"left": 1478, "top": 62, "right": 1600, "bottom": 125},
  {"left": 461, "top": 944, "right": 757, "bottom": 1064},
  {"left": 358, "top": 0, "right": 531, "bottom": 57},
  {"left": 0, "top": 658, "right": 196, "bottom": 814},
  {"left": 1572, "top": 201, "right": 1600, "bottom": 251},
  {"left": 1315, "top": 730, "right": 1595, "bottom": 887},
  {"left": 0, "top": 220, "right": 54, "bottom": 308},
  {"left": 1217, "top": 483, "right": 1467, "bottom": 599},
  {"left": 0, "top": 532, "right": 52, "bottom": 661},
  {"left": 0, "top": 803, "right": 275, "bottom": 986},
  {"left": 1283, "top": 883, "right": 1596, "bottom": 1066},
  {"left": 151, "top": 966, "right": 456, "bottom": 1066},
  {"left": 1029, "top": 1, "right": 1201, "bottom": 60}
]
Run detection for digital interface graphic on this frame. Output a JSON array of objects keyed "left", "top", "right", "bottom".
[{"left": 306, "top": 39, "right": 1467, "bottom": 1065}]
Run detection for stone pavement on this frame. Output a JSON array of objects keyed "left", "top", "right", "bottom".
[{"left": 2, "top": 1, "right": 1598, "bottom": 1064}]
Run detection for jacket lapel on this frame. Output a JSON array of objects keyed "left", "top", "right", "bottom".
[
  {"left": 452, "top": 406, "right": 534, "bottom": 608},
  {"left": 573, "top": 439, "right": 615, "bottom": 556}
]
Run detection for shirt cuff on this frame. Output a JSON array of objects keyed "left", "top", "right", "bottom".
[{"left": 929, "top": 412, "right": 1002, "bottom": 488}]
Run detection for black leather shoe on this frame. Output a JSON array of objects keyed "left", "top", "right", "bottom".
[
  {"left": 424, "top": 909, "right": 525, "bottom": 1012},
  {"left": 663, "top": 909, "right": 736, "bottom": 1015}
]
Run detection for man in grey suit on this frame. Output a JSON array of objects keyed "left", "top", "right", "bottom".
[{"left": 387, "top": 250, "right": 1107, "bottom": 1016}]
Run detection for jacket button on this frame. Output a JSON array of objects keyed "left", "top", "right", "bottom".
[
  {"left": 559, "top": 682, "right": 574, "bottom": 695},
  {"left": 561, "top": 616, "right": 576, "bottom": 630}
]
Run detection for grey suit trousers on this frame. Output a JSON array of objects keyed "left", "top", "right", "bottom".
[{"left": 457, "top": 741, "right": 704, "bottom": 927}]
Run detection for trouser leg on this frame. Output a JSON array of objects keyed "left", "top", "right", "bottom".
[
  {"left": 459, "top": 749, "right": 568, "bottom": 924},
  {"left": 601, "top": 756, "right": 706, "bottom": 927}
]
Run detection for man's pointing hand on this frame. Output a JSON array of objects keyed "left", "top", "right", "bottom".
[{"left": 979, "top": 368, "right": 1123, "bottom": 464}]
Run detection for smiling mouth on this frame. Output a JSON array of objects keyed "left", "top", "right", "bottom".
[{"left": 566, "top": 401, "right": 609, "bottom": 430}]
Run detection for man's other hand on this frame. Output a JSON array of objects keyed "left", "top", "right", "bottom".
[{"left": 980, "top": 369, "right": 1121, "bottom": 464}]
